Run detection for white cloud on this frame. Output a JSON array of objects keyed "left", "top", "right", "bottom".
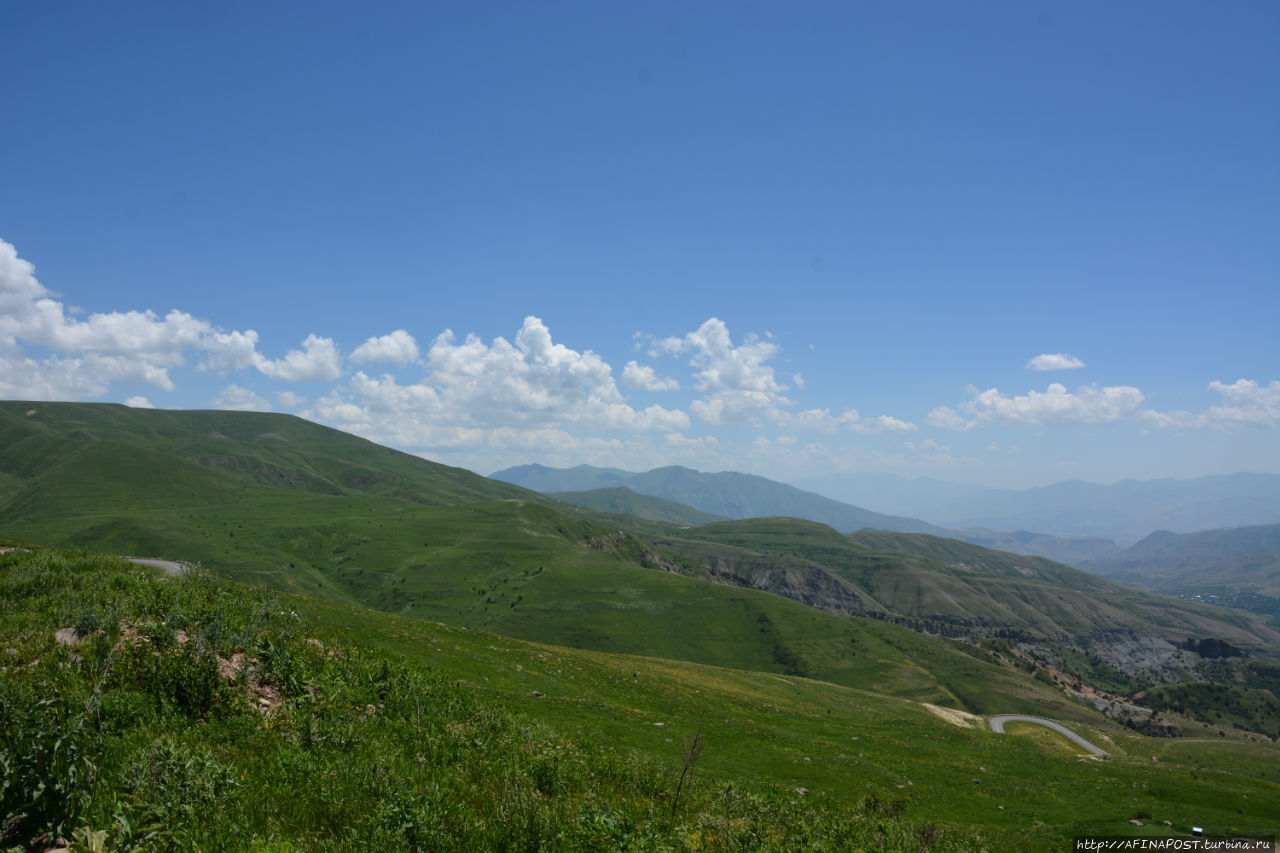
[
  {"left": 274, "top": 391, "right": 308, "bottom": 410},
  {"left": 654, "top": 318, "right": 790, "bottom": 426},
  {"left": 1027, "top": 353, "right": 1086, "bottom": 371},
  {"left": 925, "top": 405, "right": 980, "bottom": 431},
  {"left": 124, "top": 396, "right": 155, "bottom": 409},
  {"left": 0, "top": 237, "right": 268, "bottom": 399},
  {"left": 851, "top": 414, "right": 917, "bottom": 434},
  {"left": 253, "top": 334, "right": 342, "bottom": 382},
  {"left": 211, "top": 384, "right": 273, "bottom": 412},
  {"left": 684, "top": 318, "right": 784, "bottom": 395},
  {"left": 1142, "top": 379, "right": 1280, "bottom": 430},
  {"left": 198, "top": 329, "right": 260, "bottom": 373},
  {"left": 622, "top": 360, "right": 679, "bottom": 392},
  {"left": 308, "top": 317, "right": 691, "bottom": 452},
  {"left": 350, "top": 329, "right": 420, "bottom": 366},
  {"left": 931, "top": 383, "right": 1145, "bottom": 429}
]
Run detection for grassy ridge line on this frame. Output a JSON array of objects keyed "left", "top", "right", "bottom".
[{"left": 0, "top": 401, "right": 536, "bottom": 507}]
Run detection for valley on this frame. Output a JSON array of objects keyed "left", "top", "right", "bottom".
[{"left": 2, "top": 401, "right": 1278, "bottom": 849}]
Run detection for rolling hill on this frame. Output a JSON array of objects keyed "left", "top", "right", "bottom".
[
  {"left": 7, "top": 546, "right": 1280, "bottom": 849},
  {"left": 1083, "top": 524, "right": 1280, "bottom": 619},
  {"left": 4, "top": 401, "right": 1277, "bottom": 708},
  {"left": 0, "top": 401, "right": 1098, "bottom": 709},
  {"left": 492, "top": 463, "right": 948, "bottom": 535},
  {"left": 493, "top": 463, "right": 1125, "bottom": 566},
  {"left": 548, "top": 485, "right": 727, "bottom": 526}
]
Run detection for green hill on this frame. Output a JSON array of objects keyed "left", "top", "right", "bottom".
[
  {"left": 493, "top": 463, "right": 1134, "bottom": 566},
  {"left": 655, "top": 519, "right": 1279, "bottom": 647},
  {"left": 492, "top": 462, "right": 947, "bottom": 534},
  {"left": 4, "top": 402, "right": 1276, "bottom": 704},
  {"left": 550, "top": 486, "right": 727, "bottom": 526},
  {"left": 0, "top": 401, "right": 533, "bottom": 507},
  {"left": 4, "top": 546, "right": 1279, "bottom": 851},
  {"left": 0, "top": 402, "right": 1093, "bottom": 710},
  {"left": 1081, "top": 524, "right": 1280, "bottom": 621}
]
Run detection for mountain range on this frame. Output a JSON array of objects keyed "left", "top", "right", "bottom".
[
  {"left": 5, "top": 400, "right": 1280, "bottom": 846},
  {"left": 4, "top": 402, "right": 1278, "bottom": 705},
  {"left": 793, "top": 471, "right": 1280, "bottom": 546},
  {"left": 1083, "top": 524, "right": 1280, "bottom": 619},
  {"left": 492, "top": 463, "right": 1126, "bottom": 565}
]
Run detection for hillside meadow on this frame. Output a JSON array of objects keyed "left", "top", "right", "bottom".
[{"left": 3, "top": 547, "right": 1278, "bottom": 851}]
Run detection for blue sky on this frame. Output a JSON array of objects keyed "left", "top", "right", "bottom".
[{"left": 2, "top": 1, "right": 1277, "bottom": 488}]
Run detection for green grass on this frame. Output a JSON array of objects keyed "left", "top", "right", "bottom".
[
  {"left": 3, "top": 547, "right": 1278, "bottom": 851},
  {"left": 549, "top": 487, "right": 728, "bottom": 526},
  {"left": 1134, "top": 682, "right": 1280, "bottom": 740}
]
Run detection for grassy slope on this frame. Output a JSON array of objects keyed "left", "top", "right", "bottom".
[
  {"left": 654, "top": 519, "right": 1280, "bottom": 650},
  {"left": 493, "top": 463, "right": 947, "bottom": 534},
  {"left": 549, "top": 486, "right": 728, "bottom": 526},
  {"left": 0, "top": 401, "right": 533, "bottom": 507},
  {"left": 4, "top": 547, "right": 1278, "bottom": 850},
  {"left": 5, "top": 403, "right": 1277, "bottom": 695},
  {"left": 0, "top": 408, "right": 1087, "bottom": 715},
  {"left": 1086, "top": 524, "right": 1280, "bottom": 597}
]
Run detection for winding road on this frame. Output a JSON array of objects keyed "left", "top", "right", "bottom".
[
  {"left": 126, "top": 557, "right": 189, "bottom": 577},
  {"left": 989, "top": 714, "right": 1108, "bottom": 756}
]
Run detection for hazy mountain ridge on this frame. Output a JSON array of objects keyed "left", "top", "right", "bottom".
[
  {"left": 795, "top": 471, "right": 1280, "bottom": 546},
  {"left": 494, "top": 463, "right": 948, "bottom": 535},
  {"left": 495, "top": 463, "right": 1124, "bottom": 565},
  {"left": 1083, "top": 525, "right": 1280, "bottom": 618},
  {"left": 549, "top": 486, "right": 727, "bottom": 526}
]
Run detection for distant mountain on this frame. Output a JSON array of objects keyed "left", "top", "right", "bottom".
[
  {"left": 492, "top": 463, "right": 949, "bottom": 535},
  {"left": 494, "top": 463, "right": 1121, "bottom": 565},
  {"left": 955, "top": 528, "right": 1120, "bottom": 565},
  {"left": 794, "top": 472, "right": 1280, "bottom": 546},
  {"left": 1083, "top": 524, "right": 1280, "bottom": 618},
  {"left": 550, "top": 486, "right": 727, "bottom": 526}
]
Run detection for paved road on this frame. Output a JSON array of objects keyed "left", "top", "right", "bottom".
[
  {"left": 126, "top": 557, "right": 189, "bottom": 577},
  {"left": 989, "top": 714, "right": 1108, "bottom": 756}
]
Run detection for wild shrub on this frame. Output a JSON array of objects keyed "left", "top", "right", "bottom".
[
  {"left": 116, "top": 736, "right": 244, "bottom": 849},
  {"left": 0, "top": 680, "right": 101, "bottom": 847}
]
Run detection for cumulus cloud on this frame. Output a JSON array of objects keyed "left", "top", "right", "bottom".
[
  {"left": 642, "top": 317, "right": 915, "bottom": 433},
  {"left": 852, "top": 414, "right": 917, "bottom": 434},
  {"left": 1142, "top": 379, "right": 1280, "bottom": 430},
  {"left": 931, "top": 383, "right": 1145, "bottom": 429},
  {"left": 211, "top": 384, "right": 273, "bottom": 412},
  {"left": 350, "top": 329, "right": 420, "bottom": 366},
  {"left": 1027, "top": 353, "right": 1085, "bottom": 371},
  {"left": 622, "top": 360, "right": 679, "bottom": 392},
  {"left": 0, "top": 237, "right": 271, "bottom": 399},
  {"left": 274, "top": 391, "right": 308, "bottom": 410},
  {"left": 651, "top": 318, "right": 789, "bottom": 426},
  {"left": 312, "top": 317, "right": 691, "bottom": 451},
  {"left": 925, "top": 406, "right": 980, "bottom": 431},
  {"left": 124, "top": 396, "right": 155, "bottom": 409},
  {"left": 253, "top": 334, "right": 342, "bottom": 382}
]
